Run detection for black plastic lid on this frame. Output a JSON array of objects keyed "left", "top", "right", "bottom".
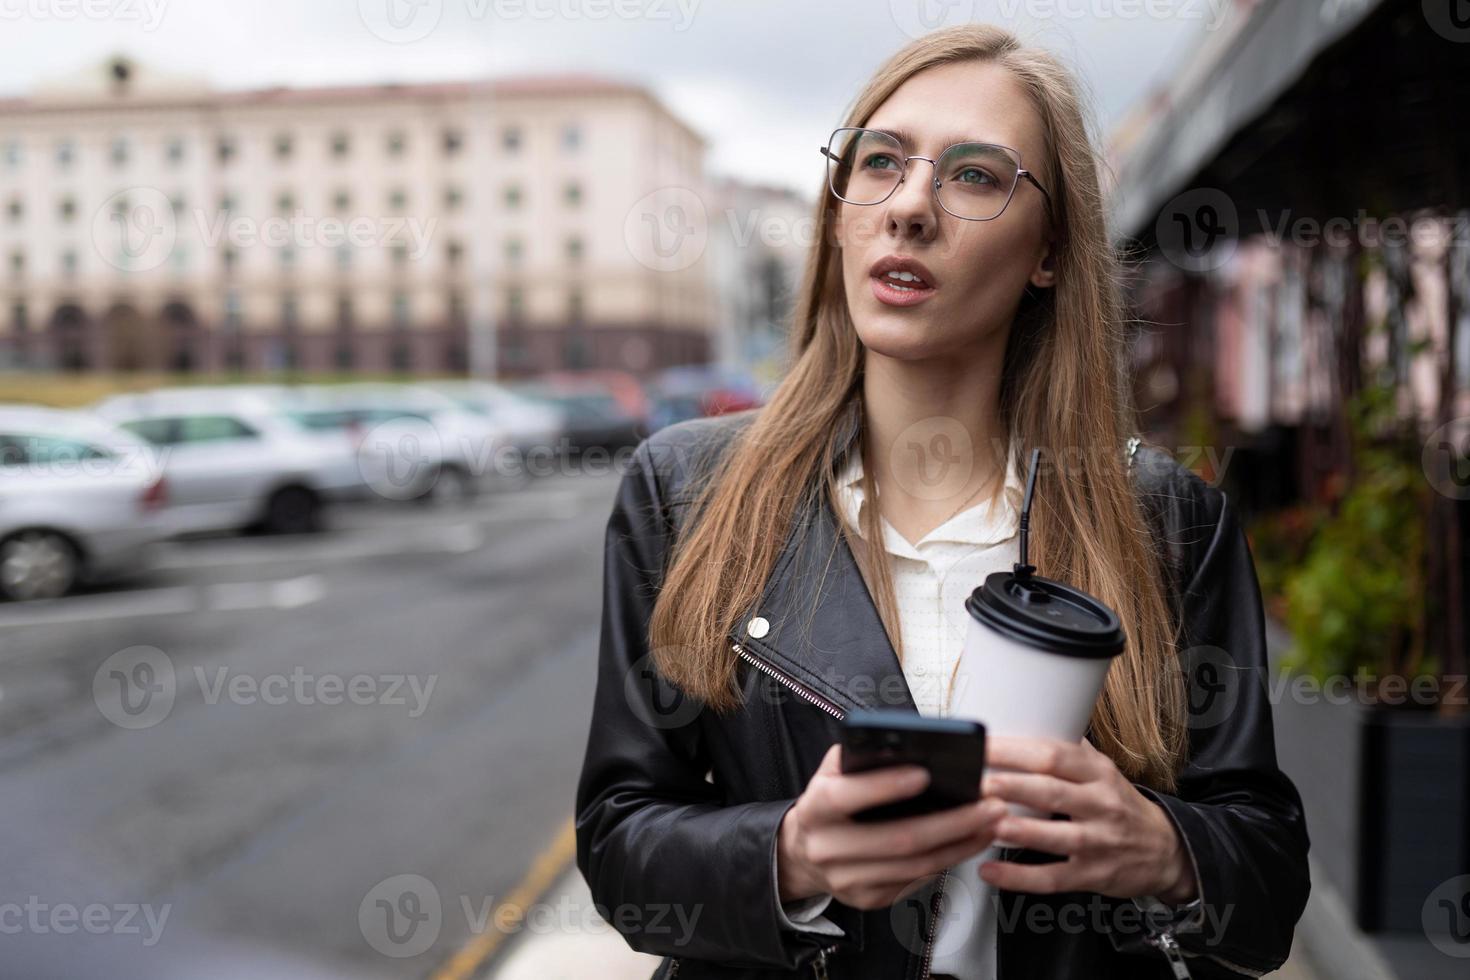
[{"left": 965, "top": 570, "right": 1126, "bottom": 659}]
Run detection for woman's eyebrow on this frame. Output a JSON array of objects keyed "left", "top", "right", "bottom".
[{"left": 870, "top": 126, "right": 996, "bottom": 150}]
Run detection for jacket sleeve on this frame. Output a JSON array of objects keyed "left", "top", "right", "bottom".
[
  {"left": 574, "top": 439, "right": 836, "bottom": 969},
  {"left": 1114, "top": 473, "right": 1312, "bottom": 977}
]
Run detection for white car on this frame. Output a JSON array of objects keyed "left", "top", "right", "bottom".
[
  {"left": 430, "top": 380, "right": 565, "bottom": 479},
  {"left": 92, "top": 388, "right": 367, "bottom": 536},
  {"left": 0, "top": 405, "right": 169, "bottom": 600},
  {"left": 282, "top": 384, "right": 511, "bottom": 502}
]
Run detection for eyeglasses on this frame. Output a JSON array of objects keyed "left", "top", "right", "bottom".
[{"left": 820, "top": 127, "right": 1052, "bottom": 222}]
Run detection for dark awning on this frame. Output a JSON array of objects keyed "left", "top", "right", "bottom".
[{"left": 1108, "top": 0, "right": 1469, "bottom": 245}]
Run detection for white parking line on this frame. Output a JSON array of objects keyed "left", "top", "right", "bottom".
[{"left": 0, "top": 574, "right": 327, "bottom": 629}]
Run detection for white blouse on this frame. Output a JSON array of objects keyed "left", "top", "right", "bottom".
[{"left": 774, "top": 447, "right": 1024, "bottom": 980}]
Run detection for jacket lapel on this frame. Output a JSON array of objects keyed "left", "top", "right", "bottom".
[{"left": 728, "top": 402, "right": 919, "bottom": 715}]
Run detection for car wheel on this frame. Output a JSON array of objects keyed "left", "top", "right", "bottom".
[
  {"left": 425, "top": 464, "right": 476, "bottom": 506},
  {"left": 0, "top": 530, "right": 79, "bottom": 601},
  {"left": 264, "top": 486, "right": 323, "bottom": 534}
]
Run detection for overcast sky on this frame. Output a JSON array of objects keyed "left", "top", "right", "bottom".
[{"left": 0, "top": 0, "right": 1211, "bottom": 194}]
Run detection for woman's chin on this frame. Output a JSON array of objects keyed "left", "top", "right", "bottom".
[{"left": 854, "top": 319, "right": 947, "bottom": 361}]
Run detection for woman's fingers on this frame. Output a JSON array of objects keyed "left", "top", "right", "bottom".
[
  {"left": 981, "top": 770, "right": 1098, "bottom": 818},
  {"left": 827, "top": 826, "right": 1003, "bottom": 892},
  {"left": 810, "top": 797, "right": 1008, "bottom": 863},
  {"left": 990, "top": 813, "right": 1088, "bottom": 856},
  {"left": 808, "top": 761, "right": 931, "bottom": 822},
  {"left": 985, "top": 735, "right": 1102, "bottom": 782}
]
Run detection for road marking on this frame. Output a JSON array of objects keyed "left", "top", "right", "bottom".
[
  {"left": 428, "top": 817, "right": 576, "bottom": 980},
  {"left": 0, "top": 575, "right": 327, "bottom": 629}
]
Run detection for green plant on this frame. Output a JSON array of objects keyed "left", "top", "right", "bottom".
[{"left": 1281, "top": 383, "right": 1431, "bottom": 692}]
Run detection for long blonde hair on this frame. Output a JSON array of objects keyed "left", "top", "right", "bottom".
[{"left": 648, "top": 24, "right": 1187, "bottom": 791}]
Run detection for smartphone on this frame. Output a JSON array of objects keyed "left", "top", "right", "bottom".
[{"left": 839, "top": 709, "right": 986, "bottom": 823}]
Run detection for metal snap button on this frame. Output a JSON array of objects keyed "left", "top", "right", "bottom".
[{"left": 746, "top": 616, "right": 769, "bottom": 639}]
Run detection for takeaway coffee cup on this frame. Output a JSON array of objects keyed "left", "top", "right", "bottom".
[{"left": 949, "top": 449, "right": 1127, "bottom": 824}]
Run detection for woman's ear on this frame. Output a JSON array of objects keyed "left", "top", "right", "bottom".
[{"left": 1029, "top": 248, "right": 1057, "bottom": 288}]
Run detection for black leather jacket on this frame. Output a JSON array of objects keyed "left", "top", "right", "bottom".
[{"left": 575, "top": 407, "right": 1311, "bottom": 979}]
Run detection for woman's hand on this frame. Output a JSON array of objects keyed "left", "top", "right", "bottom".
[
  {"left": 977, "top": 736, "right": 1198, "bottom": 904},
  {"left": 777, "top": 743, "right": 1008, "bottom": 911}
]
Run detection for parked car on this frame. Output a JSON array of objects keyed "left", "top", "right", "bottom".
[
  {"left": 0, "top": 405, "right": 169, "bottom": 600},
  {"left": 510, "top": 380, "right": 646, "bottom": 455},
  {"left": 92, "top": 388, "right": 365, "bottom": 535},
  {"left": 429, "top": 380, "right": 565, "bottom": 458},
  {"left": 280, "top": 384, "right": 510, "bottom": 502},
  {"left": 645, "top": 365, "right": 766, "bottom": 432}
]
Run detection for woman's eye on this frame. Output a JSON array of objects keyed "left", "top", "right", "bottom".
[
  {"left": 863, "top": 154, "right": 899, "bottom": 171},
  {"left": 956, "top": 167, "right": 997, "bottom": 186}
]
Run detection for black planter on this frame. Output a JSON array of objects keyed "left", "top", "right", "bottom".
[{"left": 1355, "top": 705, "right": 1470, "bottom": 933}]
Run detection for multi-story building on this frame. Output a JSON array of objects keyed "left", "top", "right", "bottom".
[{"left": 0, "top": 55, "right": 713, "bottom": 377}]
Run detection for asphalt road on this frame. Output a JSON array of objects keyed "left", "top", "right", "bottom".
[{"left": 0, "top": 470, "right": 622, "bottom": 980}]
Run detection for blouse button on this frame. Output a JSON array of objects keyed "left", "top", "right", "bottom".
[{"left": 746, "top": 616, "right": 770, "bottom": 639}]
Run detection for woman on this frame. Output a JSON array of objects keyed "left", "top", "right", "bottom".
[{"left": 576, "top": 24, "right": 1309, "bottom": 980}]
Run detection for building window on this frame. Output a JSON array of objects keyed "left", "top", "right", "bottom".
[
  {"left": 55, "top": 140, "right": 74, "bottom": 169},
  {"left": 506, "top": 286, "right": 525, "bottom": 323},
  {"left": 165, "top": 138, "right": 185, "bottom": 165},
  {"left": 330, "top": 131, "right": 351, "bottom": 159},
  {"left": 391, "top": 291, "right": 410, "bottom": 328},
  {"left": 504, "top": 184, "right": 523, "bottom": 209},
  {"left": 390, "top": 243, "right": 409, "bottom": 268},
  {"left": 333, "top": 189, "right": 351, "bottom": 211},
  {"left": 444, "top": 185, "right": 463, "bottom": 210},
  {"left": 172, "top": 247, "right": 188, "bottom": 273},
  {"left": 217, "top": 136, "right": 236, "bottom": 165},
  {"left": 387, "top": 188, "right": 407, "bottom": 211},
  {"left": 336, "top": 295, "right": 354, "bottom": 328},
  {"left": 386, "top": 130, "right": 406, "bottom": 157},
  {"left": 446, "top": 240, "right": 464, "bottom": 268},
  {"left": 281, "top": 247, "right": 296, "bottom": 271},
  {"left": 3, "top": 140, "right": 19, "bottom": 168},
  {"left": 5, "top": 197, "right": 21, "bottom": 223},
  {"left": 9, "top": 251, "right": 24, "bottom": 277},
  {"left": 110, "top": 137, "right": 129, "bottom": 167},
  {"left": 12, "top": 301, "right": 28, "bottom": 334},
  {"left": 335, "top": 244, "right": 353, "bottom": 272},
  {"left": 442, "top": 127, "right": 463, "bottom": 156},
  {"left": 58, "top": 196, "right": 76, "bottom": 222},
  {"left": 505, "top": 238, "right": 523, "bottom": 265},
  {"left": 566, "top": 236, "right": 584, "bottom": 263},
  {"left": 276, "top": 191, "right": 295, "bottom": 215},
  {"left": 564, "top": 182, "right": 583, "bottom": 207},
  {"left": 274, "top": 133, "right": 294, "bottom": 160},
  {"left": 223, "top": 248, "right": 238, "bottom": 274},
  {"left": 61, "top": 249, "right": 78, "bottom": 278},
  {"left": 562, "top": 123, "right": 582, "bottom": 152},
  {"left": 281, "top": 294, "right": 299, "bottom": 329},
  {"left": 219, "top": 192, "right": 236, "bottom": 214},
  {"left": 502, "top": 126, "right": 522, "bottom": 153},
  {"left": 170, "top": 194, "right": 186, "bottom": 216},
  {"left": 568, "top": 287, "right": 586, "bottom": 323}
]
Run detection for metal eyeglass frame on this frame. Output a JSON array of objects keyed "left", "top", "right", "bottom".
[{"left": 820, "top": 126, "right": 1053, "bottom": 221}]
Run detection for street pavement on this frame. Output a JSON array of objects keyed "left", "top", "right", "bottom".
[{"left": 0, "top": 470, "right": 620, "bottom": 979}]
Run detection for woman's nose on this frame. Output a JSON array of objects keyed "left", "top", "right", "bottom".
[{"left": 885, "top": 162, "right": 939, "bottom": 240}]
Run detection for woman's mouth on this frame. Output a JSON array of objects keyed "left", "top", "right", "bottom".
[{"left": 871, "top": 270, "right": 937, "bottom": 307}]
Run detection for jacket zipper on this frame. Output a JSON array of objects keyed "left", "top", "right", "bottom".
[
  {"left": 917, "top": 867, "right": 948, "bottom": 979},
  {"left": 732, "top": 642, "right": 846, "bottom": 720}
]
